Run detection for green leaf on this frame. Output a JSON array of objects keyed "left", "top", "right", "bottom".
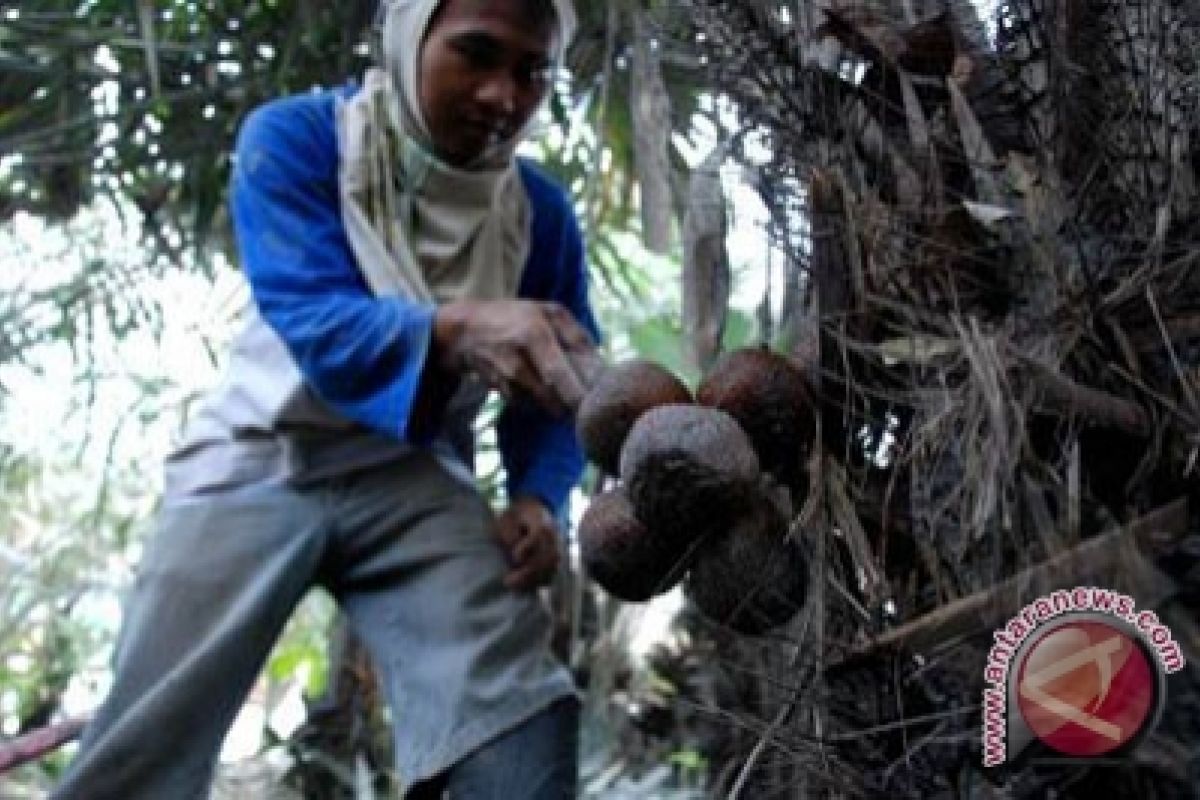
[
  {"left": 668, "top": 748, "right": 707, "bottom": 772},
  {"left": 629, "top": 313, "right": 697, "bottom": 384},
  {"left": 720, "top": 308, "right": 757, "bottom": 351},
  {"left": 266, "top": 637, "right": 328, "bottom": 697}
]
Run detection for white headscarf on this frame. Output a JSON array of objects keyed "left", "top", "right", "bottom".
[{"left": 336, "top": 0, "right": 577, "bottom": 305}]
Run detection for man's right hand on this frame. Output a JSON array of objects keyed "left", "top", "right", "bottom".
[{"left": 433, "top": 300, "right": 600, "bottom": 416}]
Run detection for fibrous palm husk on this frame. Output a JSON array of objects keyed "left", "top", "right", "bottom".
[{"left": 647, "top": 1, "right": 1200, "bottom": 796}]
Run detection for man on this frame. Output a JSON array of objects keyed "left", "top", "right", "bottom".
[{"left": 52, "top": 0, "right": 597, "bottom": 797}]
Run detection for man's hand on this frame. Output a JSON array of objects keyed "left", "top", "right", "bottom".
[
  {"left": 433, "top": 300, "right": 600, "bottom": 416},
  {"left": 495, "top": 496, "right": 561, "bottom": 592}
]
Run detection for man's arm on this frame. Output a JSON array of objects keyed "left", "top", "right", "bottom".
[
  {"left": 235, "top": 95, "right": 597, "bottom": 444},
  {"left": 231, "top": 94, "right": 443, "bottom": 442},
  {"left": 494, "top": 170, "right": 602, "bottom": 591},
  {"left": 497, "top": 171, "right": 601, "bottom": 518}
]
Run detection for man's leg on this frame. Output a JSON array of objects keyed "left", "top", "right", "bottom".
[
  {"left": 331, "top": 455, "right": 579, "bottom": 798},
  {"left": 51, "top": 487, "right": 331, "bottom": 800},
  {"left": 412, "top": 697, "right": 579, "bottom": 800}
]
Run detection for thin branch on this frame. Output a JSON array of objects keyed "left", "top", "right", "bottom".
[
  {"left": 0, "top": 717, "right": 88, "bottom": 775},
  {"left": 841, "top": 498, "right": 1188, "bottom": 661}
]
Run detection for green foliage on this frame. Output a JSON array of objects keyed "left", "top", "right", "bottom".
[
  {"left": 0, "top": 447, "right": 148, "bottom": 788},
  {"left": 2, "top": 1, "right": 706, "bottom": 271},
  {"left": 266, "top": 593, "right": 336, "bottom": 699},
  {"left": 0, "top": 212, "right": 164, "bottom": 369},
  {"left": 667, "top": 748, "right": 707, "bottom": 774},
  {"left": 2, "top": 1, "right": 377, "bottom": 254},
  {"left": 629, "top": 313, "right": 690, "bottom": 381},
  {"left": 623, "top": 306, "right": 756, "bottom": 387}
]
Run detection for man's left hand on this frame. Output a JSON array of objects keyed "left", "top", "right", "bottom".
[{"left": 495, "top": 496, "right": 561, "bottom": 592}]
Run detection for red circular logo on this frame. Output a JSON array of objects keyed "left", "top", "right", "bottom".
[{"left": 1016, "top": 619, "right": 1157, "bottom": 757}]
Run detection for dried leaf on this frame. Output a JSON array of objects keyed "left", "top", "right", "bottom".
[
  {"left": 961, "top": 200, "right": 1017, "bottom": 230},
  {"left": 629, "top": 8, "right": 674, "bottom": 254},
  {"left": 819, "top": 9, "right": 960, "bottom": 77},
  {"left": 682, "top": 145, "right": 730, "bottom": 374},
  {"left": 826, "top": 460, "right": 886, "bottom": 607},
  {"left": 898, "top": 72, "right": 930, "bottom": 156},
  {"left": 816, "top": 8, "right": 907, "bottom": 66},
  {"left": 877, "top": 336, "right": 960, "bottom": 366},
  {"left": 137, "top": 0, "right": 161, "bottom": 101},
  {"left": 947, "top": 77, "right": 1001, "bottom": 202}
]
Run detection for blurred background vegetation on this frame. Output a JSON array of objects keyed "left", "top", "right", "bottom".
[
  {"left": 0, "top": 1, "right": 771, "bottom": 796},
  {"left": 5, "top": 0, "right": 1200, "bottom": 798}
]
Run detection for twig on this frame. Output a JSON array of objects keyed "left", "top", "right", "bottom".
[
  {"left": 727, "top": 643, "right": 808, "bottom": 800},
  {"left": 727, "top": 459, "right": 829, "bottom": 799},
  {"left": 840, "top": 498, "right": 1188, "bottom": 661},
  {"left": 0, "top": 717, "right": 88, "bottom": 774},
  {"left": 828, "top": 706, "right": 977, "bottom": 744},
  {"left": 1026, "top": 360, "right": 1152, "bottom": 435},
  {"left": 1129, "top": 312, "right": 1200, "bottom": 352},
  {"left": 1146, "top": 287, "right": 1200, "bottom": 416}
]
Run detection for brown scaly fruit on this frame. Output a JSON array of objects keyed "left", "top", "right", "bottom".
[
  {"left": 619, "top": 404, "right": 761, "bottom": 554},
  {"left": 697, "top": 346, "right": 816, "bottom": 504},
  {"left": 684, "top": 494, "right": 808, "bottom": 635},
  {"left": 576, "top": 359, "right": 693, "bottom": 475},
  {"left": 578, "top": 488, "right": 688, "bottom": 602}
]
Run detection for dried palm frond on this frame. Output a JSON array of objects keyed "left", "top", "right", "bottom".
[{"left": 653, "top": 0, "right": 1200, "bottom": 795}]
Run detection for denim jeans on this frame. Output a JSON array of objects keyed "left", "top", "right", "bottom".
[
  {"left": 51, "top": 453, "right": 578, "bottom": 799},
  {"left": 407, "top": 697, "right": 579, "bottom": 799}
]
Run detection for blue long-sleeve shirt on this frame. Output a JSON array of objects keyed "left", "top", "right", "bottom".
[{"left": 226, "top": 88, "right": 599, "bottom": 515}]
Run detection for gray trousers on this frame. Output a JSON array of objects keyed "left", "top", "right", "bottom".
[{"left": 51, "top": 453, "right": 577, "bottom": 799}]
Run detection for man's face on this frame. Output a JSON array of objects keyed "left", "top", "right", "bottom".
[{"left": 419, "top": 0, "right": 555, "bottom": 167}]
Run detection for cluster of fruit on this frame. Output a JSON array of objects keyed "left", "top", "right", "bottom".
[{"left": 575, "top": 348, "right": 816, "bottom": 635}]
